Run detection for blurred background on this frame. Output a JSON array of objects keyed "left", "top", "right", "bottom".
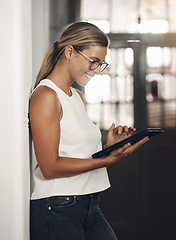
[
  {"left": 35, "top": 1, "right": 176, "bottom": 239},
  {"left": 1, "top": 0, "right": 176, "bottom": 239}
]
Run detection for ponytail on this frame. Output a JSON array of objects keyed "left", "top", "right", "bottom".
[
  {"left": 34, "top": 21, "right": 110, "bottom": 88},
  {"left": 34, "top": 41, "right": 65, "bottom": 88}
]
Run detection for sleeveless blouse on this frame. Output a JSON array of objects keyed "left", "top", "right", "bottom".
[{"left": 31, "top": 79, "right": 110, "bottom": 199}]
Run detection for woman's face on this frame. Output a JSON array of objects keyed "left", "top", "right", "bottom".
[{"left": 69, "top": 45, "right": 108, "bottom": 87}]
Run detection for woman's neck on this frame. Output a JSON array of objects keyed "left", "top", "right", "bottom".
[{"left": 47, "top": 62, "right": 73, "bottom": 96}]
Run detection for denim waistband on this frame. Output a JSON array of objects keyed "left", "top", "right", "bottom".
[{"left": 30, "top": 192, "right": 99, "bottom": 206}]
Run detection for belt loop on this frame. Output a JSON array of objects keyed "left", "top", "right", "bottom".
[{"left": 90, "top": 193, "right": 95, "bottom": 199}]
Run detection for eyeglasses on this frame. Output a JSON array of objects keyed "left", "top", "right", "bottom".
[{"left": 78, "top": 51, "right": 109, "bottom": 72}]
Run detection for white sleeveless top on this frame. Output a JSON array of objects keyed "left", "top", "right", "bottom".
[{"left": 31, "top": 79, "right": 110, "bottom": 199}]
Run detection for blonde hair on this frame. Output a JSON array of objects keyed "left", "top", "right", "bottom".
[{"left": 34, "top": 21, "right": 110, "bottom": 88}]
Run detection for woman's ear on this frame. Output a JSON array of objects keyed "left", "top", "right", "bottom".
[{"left": 64, "top": 45, "right": 74, "bottom": 61}]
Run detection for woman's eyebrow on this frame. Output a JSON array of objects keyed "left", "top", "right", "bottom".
[{"left": 91, "top": 56, "right": 105, "bottom": 62}]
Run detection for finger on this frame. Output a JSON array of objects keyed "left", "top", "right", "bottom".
[
  {"left": 129, "top": 126, "right": 136, "bottom": 132},
  {"left": 123, "top": 125, "right": 130, "bottom": 134},
  {"left": 110, "top": 123, "right": 115, "bottom": 131},
  {"left": 121, "top": 125, "right": 135, "bottom": 136},
  {"left": 112, "top": 125, "right": 123, "bottom": 135},
  {"left": 108, "top": 123, "right": 115, "bottom": 135},
  {"left": 128, "top": 127, "right": 136, "bottom": 135},
  {"left": 113, "top": 127, "right": 131, "bottom": 140},
  {"left": 110, "top": 142, "right": 131, "bottom": 157},
  {"left": 128, "top": 136, "right": 149, "bottom": 152},
  {"left": 117, "top": 125, "right": 123, "bottom": 134},
  {"left": 119, "top": 137, "right": 149, "bottom": 159},
  {"left": 109, "top": 137, "right": 149, "bottom": 162}
]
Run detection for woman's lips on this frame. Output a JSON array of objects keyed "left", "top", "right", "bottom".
[{"left": 85, "top": 73, "right": 94, "bottom": 80}]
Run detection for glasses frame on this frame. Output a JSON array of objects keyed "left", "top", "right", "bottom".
[{"left": 78, "top": 51, "right": 109, "bottom": 72}]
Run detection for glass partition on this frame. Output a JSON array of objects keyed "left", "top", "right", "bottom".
[{"left": 146, "top": 47, "right": 176, "bottom": 128}]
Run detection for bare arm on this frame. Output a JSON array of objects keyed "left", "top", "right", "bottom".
[{"left": 29, "top": 86, "right": 148, "bottom": 180}]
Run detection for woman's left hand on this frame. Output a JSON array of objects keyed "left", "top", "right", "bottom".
[{"left": 105, "top": 124, "right": 136, "bottom": 148}]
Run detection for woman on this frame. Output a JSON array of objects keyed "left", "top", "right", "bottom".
[{"left": 29, "top": 21, "right": 148, "bottom": 240}]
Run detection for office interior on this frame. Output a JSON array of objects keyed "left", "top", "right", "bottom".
[{"left": 1, "top": 0, "right": 176, "bottom": 239}]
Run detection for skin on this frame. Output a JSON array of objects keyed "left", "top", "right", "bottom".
[{"left": 29, "top": 45, "right": 149, "bottom": 180}]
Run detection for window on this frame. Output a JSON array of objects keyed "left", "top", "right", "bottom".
[
  {"left": 146, "top": 47, "right": 176, "bottom": 128},
  {"left": 81, "top": 0, "right": 176, "bottom": 129},
  {"left": 81, "top": 0, "right": 176, "bottom": 34},
  {"left": 85, "top": 48, "right": 134, "bottom": 130}
]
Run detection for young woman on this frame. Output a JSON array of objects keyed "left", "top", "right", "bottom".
[{"left": 29, "top": 21, "right": 148, "bottom": 240}]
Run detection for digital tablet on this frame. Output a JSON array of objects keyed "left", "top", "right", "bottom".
[{"left": 92, "top": 128, "right": 164, "bottom": 158}]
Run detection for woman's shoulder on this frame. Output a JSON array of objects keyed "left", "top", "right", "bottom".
[
  {"left": 30, "top": 85, "right": 58, "bottom": 104},
  {"left": 29, "top": 85, "right": 62, "bottom": 117}
]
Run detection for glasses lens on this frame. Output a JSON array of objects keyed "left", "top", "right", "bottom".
[
  {"left": 100, "top": 63, "right": 108, "bottom": 72},
  {"left": 90, "top": 62, "right": 109, "bottom": 72},
  {"left": 90, "top": 62, "right": 100, "bottom": 70}
]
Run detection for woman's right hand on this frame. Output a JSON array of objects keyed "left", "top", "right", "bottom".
[{"left": 107, "top": 136, "right": 149, "bottom": 164}]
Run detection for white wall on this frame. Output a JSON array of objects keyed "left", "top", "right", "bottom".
[
  {"left": 0, "top": 0, "right": 50, "bottom": 238},
  {"left": 32, "top": 0, "right": 50, "bottom": 87},
  {"left": 0, "top": 0, "right": 32, "bottom": 239}
]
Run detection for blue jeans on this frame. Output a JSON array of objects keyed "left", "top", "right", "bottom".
[{"left": 30, "top": 193, "right": 118, "bottom": 240}]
